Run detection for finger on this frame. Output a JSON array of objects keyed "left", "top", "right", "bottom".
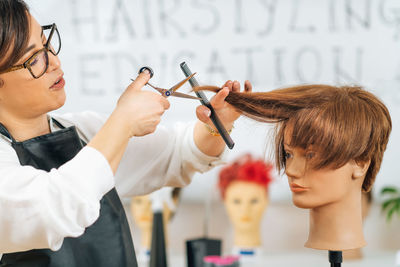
[
  {"left": 127, "top": 69, "right": 151, "bottom": 91},
  {"left": 210, "top": 87, "right": 229, "bottom": 109},
  {"left": 232, "top": 80, "right": 240, "bottom": 92},
  {"left": 161, "top": 97, "right": 170, "bottom": 110},
  {"left": 222, "top": 80, "right": 233, "bottom": 90},
  {"left": 196, "top": 105, "right": 212, "bottom": 124},
  {"left": 244, "top": 80, "right": 252, "bottom": 92}
]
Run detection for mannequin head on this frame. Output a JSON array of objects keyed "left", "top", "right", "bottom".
[
  {"left": 219, "top": 155, "right": 273, "bottom": 246},
  {"left": 198, "top": 84, "right": 391, "bottom": 249},
  {"left": 130, "top": 188, "right": 181, "bottom": 249},
  {"left": 199, "top": 84, "right": 391, "bottom": 198},
  {"left": 131, "top": 195, "right": 153, "bottom": 233},
  {"left": 283, "top": 128, "right": 370, "bottom": 209}
]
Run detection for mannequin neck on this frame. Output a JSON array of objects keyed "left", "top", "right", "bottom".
[
  {"left": 233, "top": 224, "right": 262, "bottom": 248},
  {"left": 305, "top": 190, "right": 366, "bottom": 250},
  {"left": 140, "top": 227, "right": 152, "bottom": 250},
  {"left": 343, "top": 248, "right": 363, "bottom": 260}
]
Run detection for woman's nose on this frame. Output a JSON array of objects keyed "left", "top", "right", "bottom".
[
  {"left": 47, "top": 53, "right": 61, "bottom": 72},
  {"left": 285, "top": 156, "right": 306, "bottom": 179}
]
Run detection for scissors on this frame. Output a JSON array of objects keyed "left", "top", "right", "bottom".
[{"left": 133, "top": 66, "right": 201, "bottom": 100}]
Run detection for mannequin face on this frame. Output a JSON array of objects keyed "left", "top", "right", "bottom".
[
  {"left": 224, "top": 181, "right": 268, "bottom": 231},
  {"left": 131, "top": 195, "right": 176, "bottom": 231},
  {"left": 131, "top": 195, "right": 153, "bottom": 231},
  {"left": 283, "top": 129, "right": 365, "bottom": 209}
]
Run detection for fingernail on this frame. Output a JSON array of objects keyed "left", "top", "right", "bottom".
[
  {"left": 142, "top": 69, "right": 150, "bottom": 74},
  {"left": 205, "top": 110, "right": 211, "bottom": 117}
]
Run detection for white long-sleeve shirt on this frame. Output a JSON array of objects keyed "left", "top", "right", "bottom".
[{"left": 0, "top": 111, "right": 227, "bottom": 255}]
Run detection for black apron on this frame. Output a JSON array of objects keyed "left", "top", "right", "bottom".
[{"left": 0, "top": 119, "right": 137, "bottom": 267}]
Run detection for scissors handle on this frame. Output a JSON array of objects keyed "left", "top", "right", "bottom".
[
  {"left": 180, "top": 62, "right": 235, "bottom": 149},
  {"left": 138, "top": 66, "right": 154, "bottom": 78}
]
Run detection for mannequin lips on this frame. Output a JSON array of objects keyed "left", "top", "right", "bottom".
[
  {"left": 240, "top": 216, "right": 251, "bottom": 222},
  {"left": 290, "top": 183, "right": 309, "bottom": 192},
  {"left": 139, "top": 215, "right": 151, "bottom": 222}
]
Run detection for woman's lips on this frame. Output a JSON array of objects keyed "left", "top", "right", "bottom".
[
  {"left": 290, "top": 183, "right": 309, "bottom": 193},
  {"left": 50, "top": 77, "right": 65, "bottom": 90}
]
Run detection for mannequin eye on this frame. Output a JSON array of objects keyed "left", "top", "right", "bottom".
[
  {"left": 233, "top": 198, "right": 241, "bottom": 204},
  {"left": 250, "top": 198, "right": 259, "bottom": 204},
  {"left": 284, "top": 151, "right": 293, "bottom": 159}
]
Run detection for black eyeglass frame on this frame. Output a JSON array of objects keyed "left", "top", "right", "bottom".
[{"left": 0, "top": 23, "right": 61, "bottom": 79}]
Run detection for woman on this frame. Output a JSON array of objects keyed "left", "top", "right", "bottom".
[
  {"left": 198, "top": 84, "right": 391, "bottom": 250},
  {"left": 0, "top": 1, "right": 249, "bottom": 266}
]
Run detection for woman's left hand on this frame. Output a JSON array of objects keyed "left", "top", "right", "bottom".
[{"left": 195, "top": 80, "right": 252, "bottom": 129}]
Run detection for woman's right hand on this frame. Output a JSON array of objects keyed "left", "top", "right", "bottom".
[
  {"left": 115, "top": 70, "right": 170, "bottom": 137},
  {"left": 88, "top": 70, "right": 170, "bottom": 173}
]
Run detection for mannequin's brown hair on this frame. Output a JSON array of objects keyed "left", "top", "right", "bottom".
[{"left": 196, "top": 84, "right": 391, "bottom": 192}]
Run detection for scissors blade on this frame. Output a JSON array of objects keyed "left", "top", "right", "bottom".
[
  {"left": 171, "top": 92, "right": 202, "bottom": 100},
  {"left": 168, "top": 72, "right": 197, "bottom": 94},
  {"left": 147, "top": 82, "right": 166, "bottom": 95}
]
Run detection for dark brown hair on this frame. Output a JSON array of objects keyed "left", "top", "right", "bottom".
[
  {"left": 196, "top": 84, "right": 392, "bottom": 192},
  {"left": 0, "top": 0, "right": 30, "bottom": 73}
]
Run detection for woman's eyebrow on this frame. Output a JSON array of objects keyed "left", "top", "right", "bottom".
[
  {"left": 23, "top": 44, "right": 36, "bottom": 55},
  {"left": 22, "top": 29, "right": 44, "bottom": 56}
]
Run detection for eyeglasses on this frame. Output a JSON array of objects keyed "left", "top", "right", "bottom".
[{"left": 0, "top": 23, "right": 61, "bottom": 79}]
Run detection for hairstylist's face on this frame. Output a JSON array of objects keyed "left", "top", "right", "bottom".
[
  {"left": 283, "top": 130, "right": 358, "bottom": 209},
  {"left": 224, "top": 181, "right": 268, "bottom": 231},
  {"left": 0, "top": 14, "right": 65, "bottom": 119}
]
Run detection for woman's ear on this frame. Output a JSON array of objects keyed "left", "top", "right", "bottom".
[
  {"left": 352, "top": 159, "right": 371, "bottom": 179},
  {"left": 0, "top": 78, "right": 4, "bottom": 88}
]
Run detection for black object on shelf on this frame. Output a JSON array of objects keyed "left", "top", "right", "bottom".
[
  {"left": 150, "top": 211, "right": 167, "bottom": 267},
  {"left": 186, "top": 238, "right": 222, "bottom": 267},
  {"left": 180, "top": 62, "right": 235, "bottom": 149},
  {"left": 329, "top": 250, "right": 342, "bottom": 267},
  {"left": 185, "top": 179, "right": 222, "bottom": 267}
]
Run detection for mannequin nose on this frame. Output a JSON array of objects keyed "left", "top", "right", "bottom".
[{"left": 285, "top": 156, "right": 306, "bottom": 179}]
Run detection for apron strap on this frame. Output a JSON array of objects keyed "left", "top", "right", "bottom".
[
  {"left": 51, "top": 118, "right": 66, "bottom": 129},
  {"left": 51, "top": 118, "right": 87, "bottom": 146},
  {"left": 0, "top": 123, "right": 16, "bottom": 142}
]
